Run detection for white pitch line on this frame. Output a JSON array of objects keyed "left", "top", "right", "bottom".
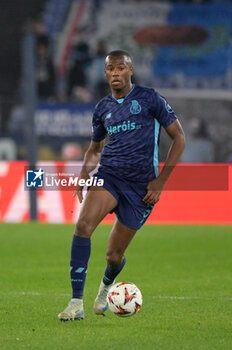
[
  {"left": 0, "top": 291, "right": 70, "bottom": 297},
  {"left": 152, "top": 295, "right": 232, "bottom": 301},
  {"left": 0, "top": 291, "right": 231, "bottom": 301}
]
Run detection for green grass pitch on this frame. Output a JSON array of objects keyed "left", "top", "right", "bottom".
[{"left": 0, "top": 223, "right": 232, "bottom": 350}]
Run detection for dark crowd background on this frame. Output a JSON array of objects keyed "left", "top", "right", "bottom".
[{"left": 0, "top": 0, "right": 232, "bottom": 163}]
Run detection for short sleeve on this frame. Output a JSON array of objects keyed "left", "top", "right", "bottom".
[
  {"left": 91, "top": 107, "right": 107, "bottom": 142},
  {"left": 151, "top": 91, "right": 177, "bottom": 128}
]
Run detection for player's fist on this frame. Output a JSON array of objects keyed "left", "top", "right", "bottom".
[{"left": 143, "top": 177, "right": 164, "bottom": 205}]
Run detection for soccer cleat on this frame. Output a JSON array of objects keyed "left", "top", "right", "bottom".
[
  {"left": 94, "top": 279, "right": 115, "bottom": 316},
  {"left": 58, "top": 299, "right": 84, "bottom": 321}
]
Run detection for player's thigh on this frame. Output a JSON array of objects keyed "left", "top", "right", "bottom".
[
  {"left": 106, "top": 218, "right": 137, "bottom": 263},
  {"left": 75, "top": 186, "right": 118, "bottom": 236}
]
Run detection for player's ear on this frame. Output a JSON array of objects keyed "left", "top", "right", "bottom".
[{"left": 130, "top": 66, "right": 134, "bottom": 76}]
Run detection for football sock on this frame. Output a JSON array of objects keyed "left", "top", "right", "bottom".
[
  {"left": 70, "top": 235, "right": 91, "bottom": 299},
  {"left": 103, "top": 256, "right": 126, "bottom": 285}
]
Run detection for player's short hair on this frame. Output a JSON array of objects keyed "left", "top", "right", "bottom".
[{"left": 106, "top": 50, "right": 132, "bottom": 65}]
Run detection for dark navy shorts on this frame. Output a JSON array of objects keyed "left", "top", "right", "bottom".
[{"left": 93, "top": 170, "right": 154, "bottom": 230}]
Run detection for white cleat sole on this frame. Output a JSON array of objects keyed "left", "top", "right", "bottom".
[{"left": 58, "top": 310, "right": 84, "bottom": 321}]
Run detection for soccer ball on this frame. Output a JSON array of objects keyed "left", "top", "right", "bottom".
[{"left": 107, "top": 282, "right": 142, "bottom": 317}]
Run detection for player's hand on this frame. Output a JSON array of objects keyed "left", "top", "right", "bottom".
[
  {"left": 73, "top": 169, "right": 90, "bottom": 203},
  {"left": 143, "top": 177, "right": 165, "bottom": 205}
]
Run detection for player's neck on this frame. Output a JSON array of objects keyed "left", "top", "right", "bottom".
[{"left": 111, "top": 83, "right": 133, "bottom": 100}]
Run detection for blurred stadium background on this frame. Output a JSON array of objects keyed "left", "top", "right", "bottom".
[{"left": 0, "top": 0, "right": 231, "bottom": 224}]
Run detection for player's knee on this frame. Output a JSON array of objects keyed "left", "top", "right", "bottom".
[
  {"left": 74, "top": 218, "right": 94, "bottom": 238},
  {"left": 106, "top": 251, "right": 122, "bottom": 268}
]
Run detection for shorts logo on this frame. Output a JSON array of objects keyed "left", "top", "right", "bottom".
[
  {"left": 139, "top": 204, "right": 153, "bottom": 225},
  {"left": 130, "top": 100, "right": 141, "bottom": 114},
  {"left": 106, "top": 112, "right": 112, "bottom": 119},
  {"left": 26, "top": 168, "right": 44, "bottom": 188}
]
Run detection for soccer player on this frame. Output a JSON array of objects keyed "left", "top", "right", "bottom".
[{"left": 58, "top": 50, "right": 185, "bottom": 320}]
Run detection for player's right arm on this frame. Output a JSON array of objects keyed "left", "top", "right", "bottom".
[
  {"left": 74, "top": 103, "right": 107, "bottom": 202},
  {"left": 73, "top": 140, "right": 105, "bottom": 203}
]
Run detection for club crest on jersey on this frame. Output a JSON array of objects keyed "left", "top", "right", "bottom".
[{"left": 130, "top": 100, "right": 141, "bottom": 114}]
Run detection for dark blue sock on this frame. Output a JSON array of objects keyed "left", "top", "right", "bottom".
[
  {"left": 103, "top": 256, "right": 126, "bottom": 285},
  {"left": 70, "top": 235, "right": 91, "bottom": 299}
]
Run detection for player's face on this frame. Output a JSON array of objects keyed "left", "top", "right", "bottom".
[{"left": 104, "top": 55, "right": 133, "bottom": 93}]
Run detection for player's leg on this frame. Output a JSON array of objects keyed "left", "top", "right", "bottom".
[
  {"left": 58, "top": 187, "right": 118, "bottom": 321},
  {"left": 70, "top": 186, "right": 118, "bottom": 299},
  {"left": 94, "top": 218, "right": 137, "bottom": 315}
]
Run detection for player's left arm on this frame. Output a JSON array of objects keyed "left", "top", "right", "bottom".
[{"left": 143, "top": 119, "right": 185, "bottom": 205}]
